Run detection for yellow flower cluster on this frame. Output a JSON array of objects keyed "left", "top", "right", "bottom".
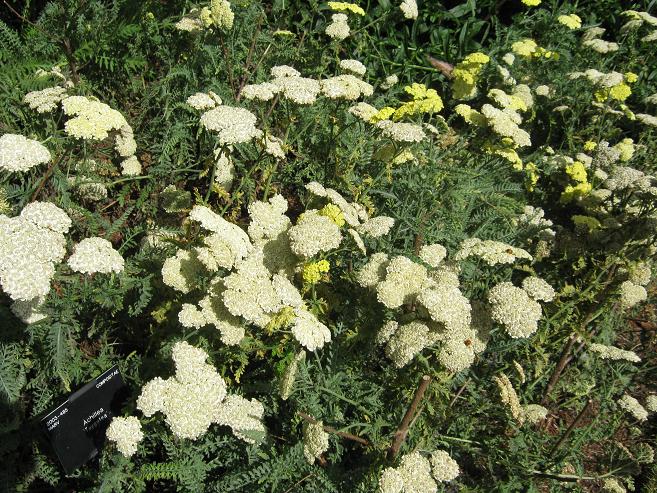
[
  {"left": 561, "top": 161, "right": 591, "bottom": 203},
  {"left": 583, "top": 141, "right": 597, "bottom": 151},
  {"left": 452, "top": 52, "right": 490, "bottom": 99},
  {"left": 328, "top": 1, "right": 365, "bottom": 16},
  {"left": 521, "top": 0, "right": 541, "bottom": 6},
  {"left": 319, "top": 203, "right": 346, "bottom": 227},
  {"left": 392, "top": 83, "right": 444, "bottom": 119},
  {"left": 614, "top": 138, "right": 635, "bottom": 161},
  {"left": 558, "top": 14, "right": 582, "bottom": 29},
  {"left": 368, "top": 84, "right": 443, "bottom": 123},
  {"left": 302, "top": 260, "right": 330, "bottom": 285},
  {"left": 512, "top": 39, "right": 558, "bottom": 59},
  {"left": 370, "top": 106, "right": 395, "bottom": 123},
  {"left": 594, "top": 72, "right": 637, "bottom": 102}
]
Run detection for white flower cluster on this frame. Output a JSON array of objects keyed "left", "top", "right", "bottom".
[
  {"left": 175, "top": 1, "right": 234, "bottom": 32},
  {"left": 321, "top": 74, "right": 374, "bottom": 101},
  {"left": 120, "top": 155, "right": 141, "bottom": 176},
  {"left": 515, "top": 205, "right": 556, "bottom": 241},
  {"left": 589, "top": 343, "right": 641, "bottom": 363},
  {"left": 106, "top": 416, "right": 143, "bottom": 457},
  {"left": 137, "top": 341, "right": 265, "bottom": 441},
  {"left": 326, "top": 13, "right": 350, "bottom": 40},
  {"left": 215, "top": 394, "right": 266, "bottom": 444},
  {"left": 646, "top": 395, "right": 657, "bottom": 413},
  {"left": 618, "top": 394, "right": 648, "bottom": 422},
  {"left": 271, "top": 71, "right": 322, "bottom": 105},
  {"left": 305, "top": 181, "right": 395, "bottom": 252},
  {"left": 62, "top": 95, "right": 127, "bottom": 141},
  {"left": 521, "top": 276, "right": 555, "bottom": 302},
  {"left": 0, "top": 202, "right": 71, "bottom": 302},
  {"left": 67, "top": 237, "right": 124, "bottom": 274},
  {"left": 0, "top": 134, "right": 51, "bottom": 172},
  {"left": 618, "top": 280, "right": 647, "bottom": 309},
  {"left": 303, "top": 421, "right": 330, "bottom": 464},
  {"left": 428, "top": 450, "right": 460, "bottom": 482},
  {"left": 23, "top": 90, "right": 140, "bottom": 175},
  {"left": 280, "top": 350, "right": 305, "bottom": 400},
  {"left": 376, "top": 120, "right": 426, "bottom": 143},
  {"left": 382, "top": 74, "right": 399, "bottom": 90},
  {"left": 628, "top": 262, "right": 651, "bottom": 286},
  {"left": 339, "top": 59, "right": 367, "bottom": 76},
  {"left": 349, "top": 102, "right": 379, "bottom": 121},
  {"left": 23, "top": 86, "right": 67, "bottom": 113},
  {"left": 455, "top": 238, "right": 532, "bottom": 266},
  {"left": 494, "top": 373, "right": 524, "bottom": 424},
  {"left": 582, "top": 28, "right": 619, "bottom": 53},
  {"left": 164, "top": 185, "right": 393, "bottom": 351},
  {"left": 488, "top": 281, "right": 547, "bottom": 338},
  {"left": 379, "top": 450, "right": 459, "bottom": 493},
  {"left": 200, "top": 105, "right": 263, "bottom": 145},
  {"left": 400, "top": 0, "right": 419, "bottom": 20},
  {"left": 480, "top": 104, "right": 531, "bottom": 147},
  {"left": 187, "top": 91, "right": 222, "bottom": 110},
  {"left": 361, "top": 247, "right": 491, "bottom": 370}
]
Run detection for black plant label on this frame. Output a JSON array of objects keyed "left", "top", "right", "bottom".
[{"left": 41, "top": 365, "right": 127, "bottom": 474}]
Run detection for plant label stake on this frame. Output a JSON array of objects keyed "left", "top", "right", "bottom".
[{"left": 41, "top": 365, "right": 127, "bottom": 474}]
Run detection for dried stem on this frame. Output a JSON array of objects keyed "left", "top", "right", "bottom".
[
  {"left": 30, "top": 151, "right": 69, "bottom": 202},
  {"left": 218, "top": 34, "right": 236, "bottom": 95},
  {"left": 541, "top": 334, "right": 578, "bottom": 405},
  {"left": 548, "top": 399, "right": 593, "bottom": 457},
  {"left": 450, "top": 378, "right": 470, "bottom": 407},
  {"left": 388, "top": 375, "right": 431, "bottom": 459},
  {"left": 298, "top": 412, "right": 370, "bottom": 446}
]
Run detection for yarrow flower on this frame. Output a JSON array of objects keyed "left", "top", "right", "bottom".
[
  {"left": 589, "top": 343, "right": 641, "bottom": 363},
  {"left": 302, "top": 260, "right": 330, "bottom": 284},
  {"left": 558, "top": 14, "right": 582, "bottom": 29},
  {"left": 272, "top": 75, "right": 322, "bottom": 105},
  {"left": 23, "top": 86, "right": 67, "bottom": 113},
  {"left": 326, "top": 13, "right": 350, "bottom": 40},
  {"left": 303, "top": 420, "right": 330, "bottom": 464},
  {"left": 120, "top": 155, "right": 142, "bottom": 176},
  {"left": 61, "top": 95, "right": 127, "bottom": 141},
  {"left": 321, "top": 74, "right": 374, "bottom": 100},
  {"left": 376, "top": 120, "right": 426, "bottom": 142},
  {"left": 186, "top": 92, "right": 219, "bottom": 110},
  {"left": 137, "top": 341, "right": 265, "bottom": 440},
  {"left": 399, "top": 0, "right": 418, "bottom": 20},
  {"left": 619, "top": 280, "right": 647, "bottom": 309},
  {"left": 339, "top": 59, "right": 366, "bottom": 76},
  {"left": 379, "top": 451, "right": 440, "bottom": 493},
  {"left": 106, "top": 416, "right": 143, "bottom": 457},
  {"left": 0, "top": 134, "right": 51, "bottom": 172},
  {"left": 521, "top": 276, "right": 555, "bottom": 302},
  {"left": 288, "top": 211, "right": 343, "bottom": 258},
  {"left": 200, "top": 106, "right": 263, "bottom": 145},
  {"left": 494, "top": 373, "right": 525, "bottom": 424},
  {"left": 328, "top": 1, "right": 365, "bottom": 16},
  {"left": 618, "top": 394, "right": 648, "bottom": 422},
  {"left": 0, "top": 202, "right": 70, "bottom": 302},
  {"left": 241, "top": 82, "right": 278, "bottom": 101},
  {"left": 429, "top": 449, "right": 460, "bottom": 482},
  {"left": 280, "top": 350, "right": 305, "bottom": 400},
  {"left": 67, "top": 237, "right": 125, "bottom": 274},
  {"left": 452, "top": 52, "right": 490, "bottom": 100},
  {"left": 488, "top": 282, "right": 543, "bottom": 338},
  {"left": 455, "top": 238, "right": 532, "bottom": 265},
  {"left": 381, "top": 74, "right": 399, "bottom": 89}
]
